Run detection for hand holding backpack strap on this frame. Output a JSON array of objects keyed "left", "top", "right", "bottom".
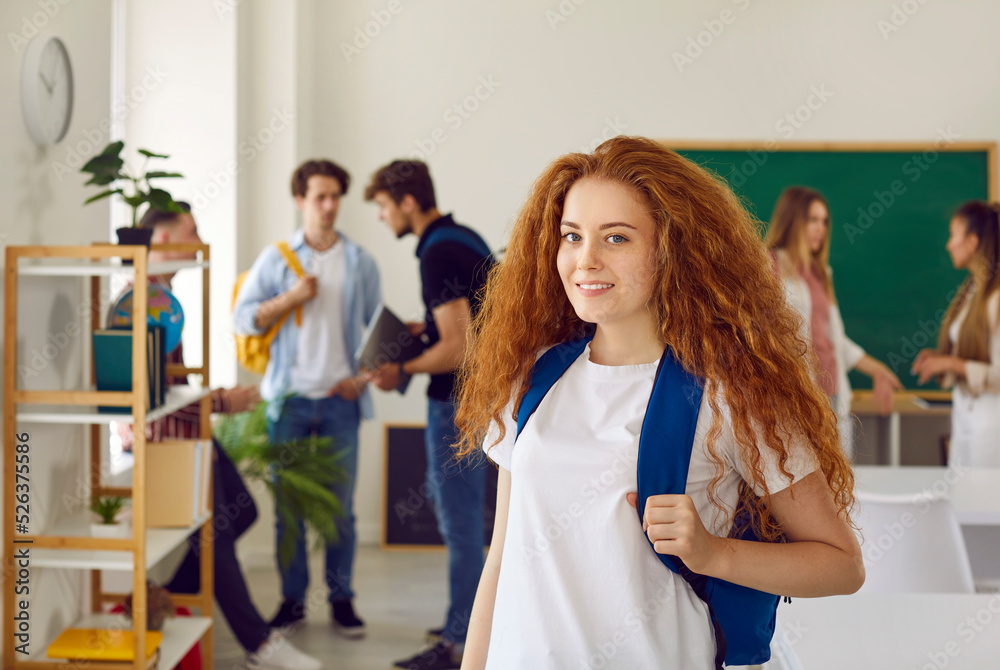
[{"left": 275, "top": 241, "right": 304, "bottom": 327}]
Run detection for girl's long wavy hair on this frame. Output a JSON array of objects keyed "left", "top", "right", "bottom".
[
  {"left": 938, "top": 200, "right": 1000, "bottom": 363},
  {"left": 764, "top": 186, "right": 836, "bottom": 301},
  {"left": 455, "top": 137, "right": 855, "bottom": 540}
]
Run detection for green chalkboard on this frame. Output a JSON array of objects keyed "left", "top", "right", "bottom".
[{"left": 673, "top": 143, "right": 994, "bottom": 390}]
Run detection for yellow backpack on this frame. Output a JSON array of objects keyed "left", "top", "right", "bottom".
[{"left": 232, "top": 241, "right": 305, "bottom": 374}]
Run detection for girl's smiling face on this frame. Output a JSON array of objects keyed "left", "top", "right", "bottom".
[{"left": 557, "top": 179, "right": 659, "bottom": 334}]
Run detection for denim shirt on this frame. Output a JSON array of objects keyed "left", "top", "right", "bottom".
[{"left": 233, "top": 229, "right": 382, "bottom": 421}]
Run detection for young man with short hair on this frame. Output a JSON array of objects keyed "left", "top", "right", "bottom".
[
  {"left": 234, "top": 159, "right": 381, "bottom": 637},
  {"left": 365, "top": 160, "right": 494, "bottom": 670}
]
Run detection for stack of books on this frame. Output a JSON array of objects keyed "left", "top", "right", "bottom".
[{"left": 93, "top": 325, "right": 166, "bottom": 413}]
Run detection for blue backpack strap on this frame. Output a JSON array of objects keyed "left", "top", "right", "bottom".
[
  {"left": 417, "top": 225, "right": 492, "bottom": 260},
  {"left": 516, "top": 337, "right": 591, "bottom": 437},
  {"left": 517, "top": 341, "right": 779, "bottom": 667}
]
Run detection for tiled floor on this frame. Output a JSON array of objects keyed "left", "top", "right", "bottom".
[{"left": 213, "top": 546, "right": 451, "bottom": 670}]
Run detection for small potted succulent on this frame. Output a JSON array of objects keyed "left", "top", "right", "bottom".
[
  {"left": 89, "top": 495, "right": 130, "bottom": 538},
  {"left": 123, "top": 582, "right": 175, "bottom": 631},
  {"left": 80, "top": 141, "right": 186, "bottom": 249}
]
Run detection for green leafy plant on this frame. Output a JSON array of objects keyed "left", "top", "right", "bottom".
[
  {"left": 214, "top": 401, "right": 347, "bottom": 570},
  {"left": 80, "top": 141, "right": 185, "bottom": 228},
  {"left": 89, "top": 495, "right": 127, "bottom": 525}
]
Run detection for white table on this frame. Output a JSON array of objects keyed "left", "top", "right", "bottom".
[
  {"left": 773, "top": 594, "right": 1000, "bottom": 670},
  {"left": 853, "top": 466, "right": 1000, "bottom": 526}
]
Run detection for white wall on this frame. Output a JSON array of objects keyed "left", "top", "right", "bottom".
[
  {"left": 286, "top": 0, "right": 1000, "bottom": 549},
  {"left": 123, "top": 0, "right": 238, "bottom": 390},
  {"left": 1, "top": 0, "right": 115, "bottom": 652}
]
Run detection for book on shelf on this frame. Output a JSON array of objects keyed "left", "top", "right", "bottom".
[
  {"left": 93, "top": 326, "right": 165, "bottom": 413},
  {"left": 146, "top": 439, "right": 213, "bottom": 527},
  {"left": 47, "top": 627, "right": 162, "bottom": 664}
]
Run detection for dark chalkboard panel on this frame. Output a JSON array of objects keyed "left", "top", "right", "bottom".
[
  {"left": 671, "top": 141, "right": 996, "bottom": 390},
  {"left": 382, "top": 424, "right": 497, "bottom": 548}
]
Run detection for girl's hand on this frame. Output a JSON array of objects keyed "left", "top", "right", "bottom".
[
  {"left": 626, "top": 492, "right": 723, "bottom": 574},
  {"left": 871, "top": 367, "right": 903, "bottom": 414},
  {"left": 911, "top": 351, "right": 960, "bottom": 384}
]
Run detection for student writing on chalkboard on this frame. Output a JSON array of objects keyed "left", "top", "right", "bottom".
[
  {"left": 912, "top": 201, "right": 1000, "bottom": 467},
  {"left": 765, "top": 187, "right": 903, "bottom": 458},
  {"left": 453, "top": 138, "right": 864, "bottom": 670}
]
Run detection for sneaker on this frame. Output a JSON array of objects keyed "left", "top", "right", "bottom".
[
  {"left": 424, "top": 626, "right": 445, "bottom": 644},
  {"left": 247, "top": 630, "right": 321, "bottom": 670},
  {"left": 392, "top": 641, "right": 461, "bottom": 670},
  {"left": 331, "top": 598, "right": 366, "bottom": 638},
  {"left": 268, "top": 599, "right": 306, "bottom": 629}
]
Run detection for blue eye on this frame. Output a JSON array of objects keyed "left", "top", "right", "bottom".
[
  {"left": 562, "top": 232, "right": 581, "bottom": 242},
  {"left": 607, "top": 234, "right": 627, "bottom": 244}
]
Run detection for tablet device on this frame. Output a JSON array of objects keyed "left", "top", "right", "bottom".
[{"left": 357, "top": 304, "right": 425, "bottom": 392}]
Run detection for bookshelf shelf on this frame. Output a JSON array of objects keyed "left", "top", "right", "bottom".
[
  {"left": 26, "top": 510, "right": 211, "bottom": 571},
  {"left": 17, "top": 384, "right": 210, "bottom": 424},
  {"left": 18, "top": 258, "right": 209, "bottom": 277},
  {"left": 3, "top": 243, "right": 215, "bottom": 670},
  {"left": 29, "top": 613, "right": 212, "bottom": 670}
]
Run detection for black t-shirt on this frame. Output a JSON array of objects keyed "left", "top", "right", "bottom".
[{"left": 416, "top": 215, "right": 493, "bottom": 402}]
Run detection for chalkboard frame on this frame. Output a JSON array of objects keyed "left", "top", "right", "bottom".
[
  {"left": 381, "top": 422, "right": 498, "bottom": 550},
  {"left": 664, "top": 139, "right": 998, "bottom": 392}
]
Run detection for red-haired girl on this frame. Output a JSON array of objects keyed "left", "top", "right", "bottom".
[{"left": 455, "top": 137, "right": 864, "bottom": 669}]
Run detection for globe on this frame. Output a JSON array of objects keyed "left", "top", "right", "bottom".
[{"left": 107, "top": 283, "right": 185, "bottom": 353}]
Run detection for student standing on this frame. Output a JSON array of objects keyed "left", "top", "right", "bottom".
[
  {"left": 913, "top": 200, "right": 1000, "bottom": 467},
  {"left": 233, "top": 160, "right": 381, "bottom": 636},
  {"left": 454, "top": 138, "right": 864, "bottom": 669},
  {"left": 765, "top": 186, "right": 902, "bottom": 457},
  {"left": 365, "top": 160, "right": 494, "bottom": 670},
  {"left": 122, "top": 205, "right": 321, "bottom": 670}
]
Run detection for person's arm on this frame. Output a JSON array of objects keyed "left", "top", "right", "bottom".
[
  {"left": 913, "top": 294, "right": 1000, "bottom": 392},
  {"left": 233, "top": 246, "right": 316, "bottom": 335},
  {"left": 853, "top": 354, "right": 903, "bottom": 414},
  {"left": 371, "top": 298, "right": 471, "bottom": 390},
  {"left": 632, "top": 470, "right": 864, "bottom": 597},
  {"left": 461, "top": 466, "right": 511, "bottom": 669}
]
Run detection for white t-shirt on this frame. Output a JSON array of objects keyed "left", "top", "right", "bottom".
[
  {"left": 483, "top": 343, "right": 817, "bottom": 669},
  {"left": 288, "top": 241, "right": 352, "bottom": 398}
]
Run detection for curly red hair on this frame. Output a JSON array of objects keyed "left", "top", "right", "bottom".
[{"left": 455, "top": 136, "right": 854, "bottom": 540}]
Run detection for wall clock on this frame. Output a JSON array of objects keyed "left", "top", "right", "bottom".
[{"left": 21, "top": 35, "right": 74, "bottom": 145}]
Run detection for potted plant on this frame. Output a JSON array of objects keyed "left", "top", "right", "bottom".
[
  {"left": 123, "top": 582, "right": 175, "bottom": 631},
  {"left": 80, "top": 141, "right": 185, "bottom": 249},
  {"left": 89, "top": 495, "right": 130, "bottom": 538},
  {"left": 214, "top": 401, "right": 347, "bottom": 570}
]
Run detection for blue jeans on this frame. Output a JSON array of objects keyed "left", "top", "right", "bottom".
[
  {"left": 425, "top": 397, "right": 487, "bottom": 644},
  {"left": 267, "top": 395, "right": 360, "bottom": 603}
]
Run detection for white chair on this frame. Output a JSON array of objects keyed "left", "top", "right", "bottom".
[{"left": 853, "top": 490, "right": 975, "bottom": 594}]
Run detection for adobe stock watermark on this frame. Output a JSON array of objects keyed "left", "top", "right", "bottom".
[
  {"left": 877, "top": 0, "right": 931, "bottom": 42},
  {"left": 575, "top": 117, "right": 629, "bottom": 154},
  {"left": 407, "top": 75, "right": 501, "bottom": 161},
  {"left": 211, "top": 0, "right": 243, "bottom": 20},
  {"left": 340, "top": 0, "right": 412, "bottom": 62},
  {"left": 722, "top": 84, "right": 834, "bottom": 189},
  {"left": 910, "top": 592, "right": 1000, "bottom": 670},
  {"left": 860, "top": 468, "right": 967, "bottom": 566},
  {"left": 885, "top": 284, "right": 960, "bottom": 375},
  {"left": 190, "top": 106, "right": 295, "bottom": 210},
  {"left": 545, "top": 0, "right": 591, "bottom": 31},
  {"left": 51, "top": 65, "right": 170, "bottom": 183},
  {"left": 841, "top": 126, "right": 961, "bottom": 244},
  {"left": 7, "top": 0, "right": 73, "bottom": 54},
  {"left": 673, "top": 0, "right": 752, "bottom": 73}
]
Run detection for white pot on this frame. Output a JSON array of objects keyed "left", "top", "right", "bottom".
[{"left": 90, "top": 522, "right": 130, "bottom": 538}]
